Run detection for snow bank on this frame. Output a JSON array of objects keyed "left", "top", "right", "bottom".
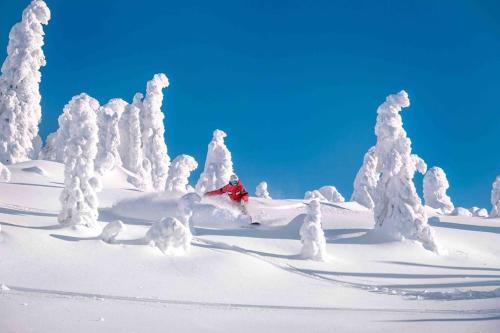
[
  {"left": 58, "top": 94, "right": 101, "bottom": 228},
  {"left": 451, "top": 207, "right": 472, "bottom": 217},
  {"left": 0, "top": 0, "right": 51, "bottom": 164},
  {"left": 372, "top": 90, "right": 438, "bottom": 252},
  {"left": 300, "top": 199, "right": 327, "bottom": 261},
  {"left": 100, "top": 220, "right": 125, "bottom": 243},
  {"left": 423, "top": 166, "right": 454, "bottom": 214},
  {"left": 0, "top": 162, "right": 11, "bottom": 182},
  {"left": 351, "top": 146, "right": 378, "bottom": 209},
  {"left": 166, "top": 155, "right": 198, "bottom": 194},
  {"left": 196, "top": 129, "right": 234, "bottom": 193},
  {"left": 145, "top": 217, "right": 192, "bottom": 255},
  {"left": 255, "top": 181, "right": 271, "bottom": 199},
  {"left": 491, "top": 175, "right": 500, "bottom": 217}
]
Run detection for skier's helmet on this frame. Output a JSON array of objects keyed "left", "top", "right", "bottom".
[{"left": 229, "top": 174, "right": 239, "bottom": 185}]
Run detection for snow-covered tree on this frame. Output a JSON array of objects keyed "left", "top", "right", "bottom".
[
  {"left": 351, "top": 146, "right": 378, "bottom": 209},
  {"left": 0, "top": 0, "right": 51, "bottom": 164},
  {"left": 304, "top": 190, "right": 326, "bottom": 201},
  {"left": 318, "top": 186, "right": 344, "bottom": 203},
  {"left": 423, "top": 166, "right": 454, "bottom": 214},
  {"left": 95, "top": 98, "right": 127, "bottom": 174},
  {"left": 0, "top": 162, "right": 11, "bottom": 182},
  {"left": 372, "top": 90, "right": 438, "bottom": 252},
  {"left": 451, "top": 207, "right": 472, "bottom": 217},
  {"left": 145, "top": 217, "right": 192, "bottom": 255},
  {"left": 58, "top": 94, "right": 101, "bottom": 228},
  {"left": 165, "top": 155, "right": 198, "bottom": 193},
  {"left": 140, "top": 74, "right": 170, "bottom": 191},
  {"left": 177, "top": 192, "right": 202, "bottom": 234},
  {"left": 39, "top": 107, "right": 71, "bottom": 162},
  {"left": 300, "top": 199, "right": 327, "bottom": 261},
  {"left": 491, "top": 175, "right": 500, "bottom": 217},
  {"left": 255, "top": 181, "right": 271, "bottom": 199},
  {"left": 196, "top": 129, "right": 234, "bottom": 193}
]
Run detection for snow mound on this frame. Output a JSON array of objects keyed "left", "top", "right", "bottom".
[
  {"left": 145, "top": 217, "right": 192, "bottom": 255},
  {"left": 0, "top": 283, "right": 10, "bottom": 292},
  {"left": 469, "top": 207, "right": 488, "bottom": 218},
  {"left": 305, "top": 186, "right": 344, "bottom": 203},
  {"left": 100, "top": 220, "right": 125, "bottom": 243},
  {"left": 451, "top": 207, "right": 473, "bottom": 217},
  {"left": 0, "top": 162, "right": 11, "bottom": 182},
  {"left": 21, "top": 166, "right": 47, "bottom": 176}
]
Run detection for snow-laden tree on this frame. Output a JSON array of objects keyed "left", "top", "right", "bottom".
[
  {"left": 351, "top": 146, "right": 379, "bottom": 209},
  {"left": 58, "top": 94, "right": 101, "bottom": 228},
  {"left": 140, "top": 74, "right": 170, "bottom": 191},
  {"left": 165, "top": 154, "right": 198, "bottom": 193},
  {"left": 255, "top": 181, "right": 271, "bottom": 199},
  {"left": 0, "top": 0, "right": 51, "bottom": 164},
  {"left": 300, "top": 199, "right": 327, "bottom": 261},
  {"left": 39, "top": 107, "right": 71, "bottom": 162},
  {"left": 177, "top": 192, "right": 202, "bottom": 234},
  {"left": 95, "top": 98, "right": 127, "bottom": 174},
  {"left": 423, "top": 166, "right": 454, "bottom": 214},
  {"left": 372, "top": 90, "right": 438, "bottom": 252},
  {"left": 318, "top": 186, "right": 345, "bottom": 203},
  {"left": 196, "top": 129, "right": 234, "bottom": 193},
  {"left": 145, "top": 217, "right": 192, "bottom": 255},
  {"left": 0, "top": 162, "right": 11, "bottom": 182},
  {"left": 491, "top": 175, "right": 500, "bottom": 217}
]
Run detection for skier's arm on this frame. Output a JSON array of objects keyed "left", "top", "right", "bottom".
[
  {"left": 205, "top": 186, "right": 227, "bottom": 196},
  {"left": 238, "top": 184, "right": 249, "bottom": 202}
]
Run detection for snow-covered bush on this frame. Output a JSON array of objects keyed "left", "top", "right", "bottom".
[
  {"left": 196, "top": 129, "right": 234, "bottom": 193},
  {"left": 95, "top": 98, "right": 127, "bottom": 174},
  {"left": 100, "top": 220, "right": 125, "bottom": 243},
  {"left": 165, "top": 155, "right": 198, "bottom": 193},
  {"left": 145, "top": 217, "right": 191, "bottom": 255},
  {"left": 372, "top": 90, "right": 438, "bottom": 252},
  {"left": 300, "top": 199, "right": 327, "bottom": 261},
  {"left": 0, "top": 162, "right": 11, "bottom": 182},
  {"left": 304, "top": 190, "right": 326, "bottom": 201},
  {"left": 451, "top": 207, "right": 472, "bottom": 217},
  {"left": 423, "top": 166, "right": 454, "bottom": 214},
  {"left": 140, "top": 74, "right": 170, "bottom": 191},
  {"left": 491, "top": 176, "right": 500, "bottom": 218},
  {"left": 351, "top": 146, "right": 378, "bottom": 209},
  {"left": 255, "top": 181, "right": 271, "bottom": 199},
  {"left": 58, "top": 94, "right": 100, "bottom": 228},
  {"left": 318, "top": 186, "right": 344, "bottom": 203},
  {"left": 0, "top": 0, "right": 51, "bottom": 164}
]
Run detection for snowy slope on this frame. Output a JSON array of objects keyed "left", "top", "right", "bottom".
[{"left": 1, "top": 161, "right": 500, "bottom": 332}]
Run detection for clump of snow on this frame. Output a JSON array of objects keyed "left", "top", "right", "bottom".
[
  {"left": 469, "top": 207, "right": 488, "bottom": 218},
  {"left": 423, "top": 166, "right": 454, "bottom": 214},
  {"left": 139, "top": 74, "right": 170, "bottom": 191},
  {"left": 165, "top": 155, "right": 198, "bottom": 193},
  {"left": 0, "top": 0, "right": 51, "bottom": 164},
  {"left": 304, "top": 190, "right": 326, "bottom": 201},
  {"left": 372, "top": 90, "right": 438, "bottom": 252},
  {"left": 300, "top": 199, "right": 327, "bottom": 261},
  {"left": 351, "top": 146, "right": 378, "bottom": 209},
  {"left": 451, "top": 207, "right": 473, "bottom": 217},
  {"left": 100, "top": 220, "right": 125, "bottom": 243},
  {"left": 318, "top": 186, "right": 345, "bottom": 203},
  {"left": 145, "top": 217, "right": 192, "bottom": 255},
  {"left": 255, "top": 181, "right": 271, "bottom": 199},
  {"left": 177, "top": 192, "right": 202, "bottom": 234},
  {"left": 0, "top": 162, "right": 11, "bottom": 182},
  {"left": 196, "top": 129, "right": 234, "bottom": 193},
  {"left": 95, "top": 98, "right": 127, "bottom": 174},
  {"left": 58, "top": 94, "right": 100, "bottom": 228},
  {"left": 491, "top": 175, "right": 500, "bottom": 217}
]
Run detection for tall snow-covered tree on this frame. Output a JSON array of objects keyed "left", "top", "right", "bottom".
[
  {"left": 255, "top": 181, "right": 271, "bottom": 199},
  {"left": 372, "top": 90, "right": 438, "bottom": 252},
  {"left": 351, "top": 146, "right": 379, "bottom": 209},
  {"left": 0, "top": 162, "right": 11, "bottom": 182},
  {"left": 196, "top": 129, "right": 234, "bottom": 193},
  {"left": 491, "top": 175, "right": 500, "bottom": 218},
  {"left": 140, "top": 74, "right": 170, "bottom": 191},
  {"left": 300, "top": 199, "right": 327, "bottom": 261},
  {"left": 95, "top": 98, "right": 127, "bottom": 174},
  {"left": 0, "top": 0, "right": 51, "bottom": 164},
  {"left": 165, "top": 155, "right": 198, "bottom": 193},
  {"left": 58, "top": 94, "right": 101, "bottom": 228},
  {"left": 423, "top": 166, "right": 454, "bottom": 214}
]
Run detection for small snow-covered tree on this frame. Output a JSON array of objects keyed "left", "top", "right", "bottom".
[
  {"left": 165, "top": 154, "right": 198, "bottom": 193},
  {"left": 491, "top": 175, "right": 500, "bottom": 217},
  {"left": 39, "top": 108, "right": 71, "bottom": 162},
  {"left": 300, "top": 199, "right": 327, "bottom": 261},
  {"left": 58, "top": 94, "right": 100, "bottom": 228},
  {"left": 318, "top": 186, "right": 344, "bottom": 203},
  {"left": 351, "top": 146, "right": 379, "bottom": 209},
  {"left": 177, "top": 192, "right": 202, "bottom": 234},
  {"left": 95, "top": 98, "right": 127, "bottom": 174},
  {"left": 0, "top": 162, "right": 11, "bottom": 182},
  {"left": 145, "top": 217, "right": 192, "bottom": 255},
  {"left": 140, "top": 74, "right": 170, "bottom": 191},
  {"left": 423, "top": 166, "right": 454, "bottom": 214},
  {"left": 100, "top": 220, "right": 125, "bottom": 243},
  {"left": 255, "top": 181, "right": 271, "bottom": 199},
  {"left": 196, "top": 129, "right": 234, "bottom": 193},
  {"left": 0, "top": 0, "right": 51, "bottom": 164},
  {"left": 372, "top": 90, "right": 438, "bottom": 252}
]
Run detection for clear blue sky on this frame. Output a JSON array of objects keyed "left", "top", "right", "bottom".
[{"left": 1, "top": 0, "right": 499, "bottom": 207}]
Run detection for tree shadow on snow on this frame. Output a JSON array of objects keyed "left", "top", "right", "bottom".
[
  {"left": 429, "top": 219, "right": 500, "bottom": 234},
  {"left": 49, "top": 233, "right": 146, "bottom": 246},
  {"left": 383, "top": 315, "right": 500, "bottom": 322},
  {"left": 98, "top": 208, "right": 153, "bottom": 226},
  {"left": 7, "top": 182, "right": 63, "bottom": 189},
  {"left": 0, "top": 221, "right": 63, "bottom": 230},
  {"left": 0, "top": 206, "right": 57, "bottom": 218},
  {"left": 193, "top": 241, "right": 300, "bottom": 260},
  {"left": 379, "top": 261, "right": 500, "bottom": 272}
]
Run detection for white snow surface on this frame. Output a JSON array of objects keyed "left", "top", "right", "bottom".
[
  {"left": 423, "top": 166, "right": 454, "bottom": 214},
  {"left": 1, "top": 160, "right": 500, "bottom": 332}
]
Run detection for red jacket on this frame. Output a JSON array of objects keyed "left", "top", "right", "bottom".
[{"left": 206, "top": 180, "right": 249, "bottom": 202}]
